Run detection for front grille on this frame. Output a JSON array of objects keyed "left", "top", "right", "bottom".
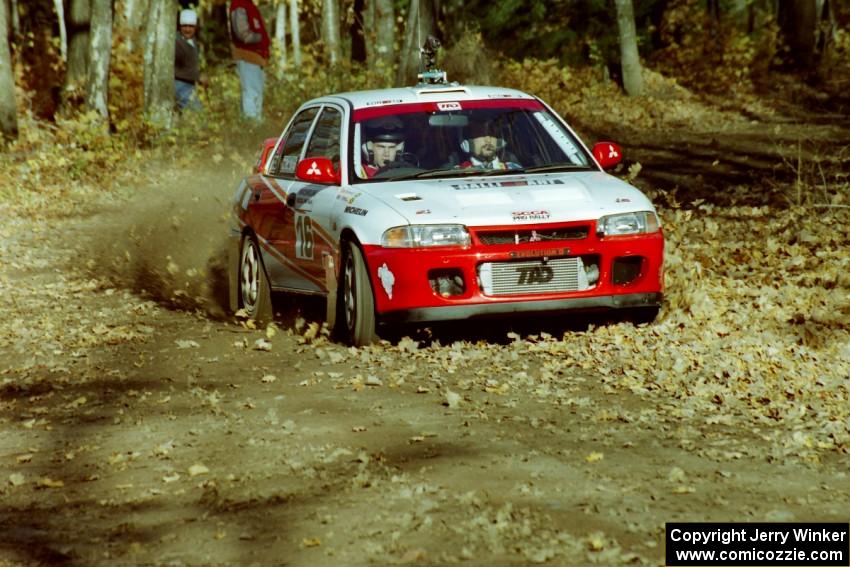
[
  {"left": 479, "top": 257, "right": 586, "bottom": 296},
  {"left": 476, "top": 226, "right": 589, "bottom": 245}
]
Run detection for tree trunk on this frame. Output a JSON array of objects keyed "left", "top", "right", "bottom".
[
  {"left": 275, "top": 1, "right": 287, "bottom": 77},
  {"left": 372, "top": 0, "right": 393, "bottom": 69},
  {"left": 9, "top": 0, "right": 18, "bottom": 38},
  {"left": 53, "top": 0, "right": 67, "bottom": 61},
  {"left": 0, "top": 0, "right": 18, "bottom": 140},
  {"left": 351, "top": 0, "right": 366, "bottom": 63},
  {"left": 321, "top": 0, "right": 340, "bottom": 65},
  {"left": 143, "top": 0, "right": 175, "bottom": 128},
  {"left": 614, "top": 0, "right": 644, "bottom": 96},
  {"left": 289, "top": 0, "right": 301, "bottom": 67},
  {"left": 778, "top": 0, "right": 817, "bottom": 68},
  {"left": 86, "top": 0, "right": 112, "bottom": 120},
  {"left": 396, "top": 0, "right": 434, "bottom": 86},
  {"left": 67, "top": 0, "right": 90, "bottom": 88},
  {"left": 122, "top": 0, "right": 150, "bottom": 52}
]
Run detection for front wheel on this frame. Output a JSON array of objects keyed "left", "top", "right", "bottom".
[
  {"left": 239, "top": 235, "right": 273, "bottom": 324},
  {"left": 340, "top": 241, "right": 377, "bottom": 346}
]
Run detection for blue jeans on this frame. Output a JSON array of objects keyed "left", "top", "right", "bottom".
[
  {"left": 175, "top": 79, "right": 202, "bottom": 112},
  {"left": 236, "top": 60, "right": 264, "bottom": 120}
]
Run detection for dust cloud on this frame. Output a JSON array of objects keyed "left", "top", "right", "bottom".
[{"left": 81, "top": 157, "right": 250, "bottom": 318}]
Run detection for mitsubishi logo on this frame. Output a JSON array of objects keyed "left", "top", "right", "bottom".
[
  {"left": 516, "top": 265, "right": 554, "bottom": 285},
  {"left": 607, "top": 145, "right": 619, "bottom": 159},
  {"left": 306, "top": 161, "right": 320, "bottom": 175}
]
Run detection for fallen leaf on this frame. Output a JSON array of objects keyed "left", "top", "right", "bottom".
[
  {"left": 188, "top": 464, "right": 209, "bottom": 477},
  {"left": 9, "top": 473, "right": 25, "bottom": 487},
  {"left": 444, "top": 390, "right": 462, "bottom": 409},
  {"left": 584, "top": 452, "right": 604, "bottom": 463}
]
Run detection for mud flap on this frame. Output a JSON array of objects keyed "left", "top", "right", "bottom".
[
  {"left": 323, "top": 252, "right": 337, "bottom": 330},
  {"left": 227, "top": 231, "right": 241, "bottom": 314}
]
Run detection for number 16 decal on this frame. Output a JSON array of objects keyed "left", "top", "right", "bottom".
[{"left": 295, "top": 213, "right": 314, "bottom": 259}]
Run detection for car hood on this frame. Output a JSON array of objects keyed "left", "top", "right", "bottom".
[{"left": 360, "top": 171, "right": 656, "bottom": 226}]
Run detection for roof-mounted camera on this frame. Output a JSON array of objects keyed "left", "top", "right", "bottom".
[{"left": 417, "top": 36, "right": 448, "bottom": 85}]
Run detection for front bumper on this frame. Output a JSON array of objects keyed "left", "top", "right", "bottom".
[
  {"left": 382, "top": 292, "right": 662, "bottom": 323},
  {"left": 363, "top": 223, "right": 664, "bottom": 323}
]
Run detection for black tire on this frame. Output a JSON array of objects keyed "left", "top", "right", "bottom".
[
  {"left": 340, "top": 241, "right": 377, "bottom": 346},
  {"left": 238, "top": 235, "right": 273, "bottom": 324}
]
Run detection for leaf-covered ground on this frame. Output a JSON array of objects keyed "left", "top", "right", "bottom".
[{"left": 1, "top": 111, "right": 849, "bottom": 566}]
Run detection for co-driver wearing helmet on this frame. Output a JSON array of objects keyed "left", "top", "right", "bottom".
[{"left": 458, "top": 120, "right": 521, "bottom": 170}]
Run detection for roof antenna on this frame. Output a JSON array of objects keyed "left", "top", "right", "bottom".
[{"left": 417, "top": 35, "right": 447, "bottom": 85}]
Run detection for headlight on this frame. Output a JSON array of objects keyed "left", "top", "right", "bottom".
[
  {"left": 381, "top": 225, "right": 471, "bottom": 248},
  {"left": 597, "top": 211, "right": 659, "bottom": 236}
]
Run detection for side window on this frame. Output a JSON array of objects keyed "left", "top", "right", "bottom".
[
  {"left": 268, "top": 107, "right": 320, "bottom": 177},
  {"left": 304, "top": 107, "right": 342, "bottom": 162}
]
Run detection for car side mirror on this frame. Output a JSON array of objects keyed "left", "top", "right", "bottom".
[
  {"left": 254, "top": 138, "right": 278, "bottom": 174},
  {"left": 592, "top": 142, "right": 623, "bottom": 170},
  {"left": 296, "top": 157, "right": 340, "bottom": 184}
]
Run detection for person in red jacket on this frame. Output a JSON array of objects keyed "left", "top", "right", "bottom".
[{"left": 229, "top": 0, "right": 270, "bottom": 120}]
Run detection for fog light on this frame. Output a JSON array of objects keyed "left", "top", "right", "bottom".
[
  {"left": 612, "top": 256, "right": 643, "bottom": 285},
  {"left": 429, "top": 269, "right": 465, "bottom": 297}
]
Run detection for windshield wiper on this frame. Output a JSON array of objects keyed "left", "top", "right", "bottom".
[
  {"left": 520, "top": 163, "right": 594, "bottom": 174},
  {"left": 390, "top": 168, "right": 492, "bottom": 181}
]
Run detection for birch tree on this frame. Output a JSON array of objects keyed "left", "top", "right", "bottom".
[
  {"left": 10, "top": 0, "right": 18, "bottom": 37},
  {"left": 614, "top": 0, "right": 644, "bottom": 96},
  {"left": 143, "top": 0, "right": 176, "bottom": 128},
  {"left": 370, "top": 0, "right": 394, "bottom": 70},
  {"left": 53, "top": 0, "right": 67, "bottom": 61},
  {"left": 86, "top": 0, "right": 112, "bottom": 119},
  {"left": 123, "top": 0, "right": 150, "bottom": 52},
  {"left": 290, "top": 0, "right": 301, "bottom": 67},
  {"left": 67, "top": 0, "right": 90, "bottom": 88},
  {"left": 396, "top": 0, "right": 435, "bottom": 86},
  {"left": 275, "top": 1, "right": 288, "bottom": 77},
  {"left": 0, "top": 0, "right": 17, "bottom": 140},
  {"left": 322, "top": 0, "right": 341, "bottom": 65}
]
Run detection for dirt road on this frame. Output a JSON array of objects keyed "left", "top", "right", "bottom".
[{"left": 1, "top": 123, "right": 848, "bottom": 566}]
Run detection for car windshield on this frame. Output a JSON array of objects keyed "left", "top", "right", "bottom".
[{"left": 351, "top": 100, "right": 593, "bottom": 183}]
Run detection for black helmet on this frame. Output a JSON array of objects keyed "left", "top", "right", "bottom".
[{"left": 366, "top": 116, "right": 405, "bottom": 143}]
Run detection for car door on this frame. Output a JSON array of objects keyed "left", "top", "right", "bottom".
[
  {"left": 287, "top": 104, "right": 344, "bottom": 290},
  {"left": 252, "top": 106, "right": 320, "bottom": 290}
]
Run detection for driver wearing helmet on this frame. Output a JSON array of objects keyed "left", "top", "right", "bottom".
[
  {"left": 360, "top": 116, "right": 406, "bottom": 178},
  {"left": 458, "top": 120, "right": 521, "bottom": 170}
]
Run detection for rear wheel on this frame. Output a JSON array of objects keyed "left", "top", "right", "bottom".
[
  {"left": 340, "top": 241, "right": 377, "bottom": 346},
  {"left": 239, "top": 235, "right": 273, "bottom": 324}
]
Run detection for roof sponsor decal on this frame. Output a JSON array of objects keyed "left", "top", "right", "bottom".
[
  {"left": 364, "top": 98, "right": 404, "bottom": 106},
  {"left": 437, "top": 102, "right": 462, "bottom": 111},
  {"left": 451, "top": 178, "right": 564, "bottom": 191}
]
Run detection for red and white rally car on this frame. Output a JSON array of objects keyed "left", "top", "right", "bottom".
[{"left": 228, "top": 80, "right": 663, "bottom": 345}]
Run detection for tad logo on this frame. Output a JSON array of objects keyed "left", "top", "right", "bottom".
[{"left": 516, "top": 265, "right": 554, "bottom": 285}]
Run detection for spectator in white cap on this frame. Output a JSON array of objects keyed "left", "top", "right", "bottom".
[{"left": 175, "top": 8, "right": 205, "bottom": 112}]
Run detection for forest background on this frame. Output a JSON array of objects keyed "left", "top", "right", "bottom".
[{"left": 0, "top": 0, "right": 848, "bottom": 216}]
